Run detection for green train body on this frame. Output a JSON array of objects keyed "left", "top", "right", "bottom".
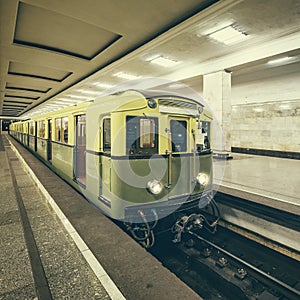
[{"left": 9, "top": 90, "right": 213, "bottom": 224}]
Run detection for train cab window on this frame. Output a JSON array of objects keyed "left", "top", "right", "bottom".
[
  {"left": 103, "top": 118, "right": 111, "bottom": 152},
  {"left": 170, "top": 120, "right": 187, "bottom": 152},
  {"left": 195, "top": 121, "right": 211, "bottom": 152},
  {"left": 126, "top": 116, "right": 158, "bottom": 155},
  {"left": 140, "top": 119, "right": 156, "bottom": 148}
]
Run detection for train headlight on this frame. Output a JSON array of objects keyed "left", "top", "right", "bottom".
[
  {"left": 147, "top": 98, "right": 157, "bottom": 109},
  {"left": 147, "top": 179, "right": 163, "bottom": 194},
  {"left": 196, "top": 173, "right": 209, "bottom": 186}
]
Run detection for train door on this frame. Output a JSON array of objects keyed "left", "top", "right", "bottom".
[
  {"left": 47, "top": 119, "right": 52, "bottom": 162},
  {"left": 27, "top": 123, "right": 29, "bottom": 146},
  {"left": 99, "top": 117, "right": 111, "bottom": 197},
  {"left": 166, "top": 117, "right": 190, "bottom": 193},
  {"left": 75, "top": 115, "right": 86, "bottom": 185},
  {"left": 34, "top": 122, "right": 38, "bottom": 152}
]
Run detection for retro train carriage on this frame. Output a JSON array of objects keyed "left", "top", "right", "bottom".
[{"left": 10, "top": 90, "right": 214, "bottom": 242}]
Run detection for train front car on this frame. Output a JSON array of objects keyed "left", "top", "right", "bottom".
[{"left": 86, "top": 90, "right": 218, "bottom": 247}]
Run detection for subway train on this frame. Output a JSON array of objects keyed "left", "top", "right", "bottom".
[{"left": 9, "top": 89, "right": 219, "bottom": 247}]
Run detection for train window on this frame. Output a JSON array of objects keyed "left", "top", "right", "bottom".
[
  {"left": 39, "top": 121, "right": 45, "bottom": 138},
  {"left": 103, "top": 118, "right": 111, "bottom": 152},
  {"left": 170, "top": 120, "right": 187, "bottom": 152},
  {"left": 126, "top": 116, "right": 158, "bottom": 155},
  {"left": 62, "top": 117, "right": 68, "bottom": 143},
  {"left": 55, "top": 117, "right": 68, "bottom": 143}
]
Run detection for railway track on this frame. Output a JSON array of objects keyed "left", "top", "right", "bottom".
[{"left": 150, "top": 225, "right": 300, "bottom": 299}]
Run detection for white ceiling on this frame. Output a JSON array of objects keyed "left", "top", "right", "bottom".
[{"left": 1, "top": 0, "right": 300, "bottom": 118}]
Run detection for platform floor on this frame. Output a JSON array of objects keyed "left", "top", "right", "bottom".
[
  {"left": 1, "top": 134, "right": 201, "bottom": 299},
  {"left": 0, "top": 135, "right": 111, "bottom": 299},
  {"left": 214, "top": 153, "right": 300, "bottom": 215}
]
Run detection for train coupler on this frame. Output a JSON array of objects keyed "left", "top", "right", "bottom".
[{"left": 172, "top": 213, "right": 204, "bottom": 243}]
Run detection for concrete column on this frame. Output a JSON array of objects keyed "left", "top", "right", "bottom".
[{"left": 203, "top": 70, "right": 232, "bottom": 157}]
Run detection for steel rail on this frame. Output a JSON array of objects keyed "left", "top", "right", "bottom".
[{"left": 188, "top": 231, "right": 300, "bottom": 299}]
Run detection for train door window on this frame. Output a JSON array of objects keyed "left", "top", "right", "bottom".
[
  {"left": 75, "top": 115, "right": 86, "bottom": 184},
  {"left": 76, "top": 115, "right": 86, "bottom": 146},
  {"left": 48, "top": 119, "right": 52, "bottom": 140},
  {"left": 62, "top": 117, "right": 68, "bottom": 143},
  {"left": 170, "top": 120, "right": 187, "bottom": 152},
  {"left": 103, "top": 118, "right": 111, "bottom": 152},
  {"left": 47, "top": 119, "right": 52, "bottom": 162},
  {"left": 29, "top": 122, "right": 34, "bottom": 135},
  {"left": 55, "top": 118, "right": 61, "bottom": 141},
  {"left": 126, "top": 116, "right": 158, "bottom": 155},
  {"left": 39, "top": 121, "right": 45, "bottom": 138}
]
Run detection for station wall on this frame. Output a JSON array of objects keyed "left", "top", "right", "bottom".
[{"left": 231, "top": 72, "right": 300, "bottom": 154}]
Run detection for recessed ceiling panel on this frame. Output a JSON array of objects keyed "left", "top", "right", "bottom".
[
  {"left": 3, "top": 104, "right": 27, "bottom": 108},
  {"left": 4, "top": 100, "right": 33, "bottom": 105},
  {"left": 8, "top": 61, "right": 72, "bottom": 82},
  {"left": 5, "top": 94, "right": 40, "bottom": 101},
  {"left": 14, "top": 2, "right": 122, "bottom": 60},
  {"left": 6, "top": 83, "right": 51, "bottom": 93}
]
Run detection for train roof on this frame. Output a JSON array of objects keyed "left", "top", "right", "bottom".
[{"left": 112, "top": 89, "right": 204, "bottom": 107}]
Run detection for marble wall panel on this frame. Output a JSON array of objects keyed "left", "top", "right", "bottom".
[{"left": 231, "top": 100, "right": 300, "bottom": 152}]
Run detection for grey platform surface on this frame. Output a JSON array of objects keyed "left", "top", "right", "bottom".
[
  {"left": 1, "top": 134, "right": 201, "bottom": 299},
  {"left": 0, "top": 135, "right": 110, "bottom": 299},
  {"left": 214, "top": 153, "right": 300, "bottom": 215},
  {"left": 213, "top": 153, "right": 300, "bottom": 254}
]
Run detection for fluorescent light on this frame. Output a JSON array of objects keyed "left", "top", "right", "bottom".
[
  {"left": 279, "top": 104, "right": 291, "bottom": 109},
  {"left": 91, "top": 82, "right": 113, "bottom": 89},
  {"left": 113, "top": 72, "right": 140, "bottom": 80},
  {"left": 168, "top": 83, "right": 185, "bottom": 89},
  {"left": 56, "top": 98, "right": 81, "bottom": 103},
  {"left": 253, "top": 107, "right": 264, "bottom": 112},
  {"left": 77, "top": 89, "right": 100, "bottom": 95},
  {"left": 69, "top": 94, "right": 93, "bottom": 100},
  {"left": 148, "top": 56, "right": 179, "bottom": 67},
  {"left": 201, "top": 20, "right": 233, "bottom": 36},
  {"left": 44, "top": 104, "right": 64, "bottom": 107},
  {"left": 267, "top": 56, "right": 296, "bottom": 65},
  {"left": 209, "top": 25, "right": 248, "bottom": 45}
]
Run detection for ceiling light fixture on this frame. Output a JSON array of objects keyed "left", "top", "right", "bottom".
[
  {"left": 69, "top": 94, "right": 93, "bottom": 100},
  {"left": 77, "top": 89, "right": 100, "bottom": 95},
  {"left": 208, "top": 25, "right": 248, "bottom": 45},
  {"left": 168, "top": 83, "right": 185, "bottom": 89},
  {"left": 267, "top": 56, "right": 297, "bottom": 65},
  {"left": 44, "top": 103, "right": 64, "bottom": 107},
  {"left": 148, "top": 55, "right": 179, "bottom": 67},
  {"left": 56, "top": 97, "right": 81, "bottom": 103},
  {"left": 91, "top": 82, "right": 113, "bottom": 89},
  {"left": 113, "top": 72, "right": 140, "bottom": 80}
]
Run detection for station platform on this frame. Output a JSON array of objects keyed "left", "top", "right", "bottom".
[
  {"left": 213, "top": 153, "right": 300, "bottom": 255},
  {"left": 0, "top": 134, "right": 201, "bottom": 300},
  {"left": 215, "top": 153, "right": 300, "bottom": 215}
]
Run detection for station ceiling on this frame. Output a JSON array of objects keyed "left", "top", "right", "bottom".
[{"left": 0, "top": 0, "right": 300, "bottom": 118}]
